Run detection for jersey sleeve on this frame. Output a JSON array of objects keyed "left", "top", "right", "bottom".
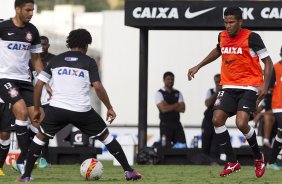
[
  {"left": 29, "top": 26, "right": 42, "bottom": 53},
  {"left": 89, "top": 58, "right": 101, "bottom": 83},
  {"left": 37, "top": 59, "right": 52, "bottom": 83},
  {"left": 178, "top": 91, "right": 184, "bottom": 103},
  {"left": 249, "top": 32, "right": 269, "bottom": 60},
  {"left": 155, "top": 91, "right": 164, "bottom": 105}
]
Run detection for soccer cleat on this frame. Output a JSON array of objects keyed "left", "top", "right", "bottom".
[
  {"left": 254, "top": 152, "right": 265, "bottom": 178},
  {"left": 16, "top": 177, "right": 32, "bottom": 182},
  {"left": 220, "top": 161, "right": 241, "bottom": 177},
  {"left": 267, "top": 163, "right": 280, "bottom": 170},
  {"left": 0, "top": 168, "right": 5, "bottom": 176},
  {"left": 125, "top": 170, "right": 142, "bottom": 181},
  {"left": 38, "top": 157, "right": 48, "bottom": 168}
]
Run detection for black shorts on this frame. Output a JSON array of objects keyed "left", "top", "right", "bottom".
[
  {"left": 213, "top": 88, "right": 257, "bottom": 117},
  {"left": 0, "top": 103, "right": 15, "bottom": 132},
  {"left": 274, "top": 113, "right": 282, "bottom": 130},
  {"left": 160, "top": 121, "right": 186, "bottom": 144},
  {"left": 40, "top": 106, "right": 108, "bottom": 139},
  {"left": 0, "top": 79, "right": 33, "bottom": 107}
]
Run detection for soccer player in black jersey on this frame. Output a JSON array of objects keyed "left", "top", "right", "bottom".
[
  {"left": 0, "top": 0, "right": 44, "bottom": 175},
  {"left": 17, "top": 29, "right": 142, "bottom": 182}
]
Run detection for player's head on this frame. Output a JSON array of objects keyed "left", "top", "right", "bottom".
[
  {"left": 66, "top": 29, "right": 92, "bottom": 54},
  {"left": 14, "top": 0, "right": 35, "bottom": 24},
  {"left": 163, "top": 71, "right": 174, "bottom": 89},
  {"left": 223, "top": 6, "right": 243, "bottom": 37},
  {"left": 40, "top": 36, "right": 50, "bottom": 54}
]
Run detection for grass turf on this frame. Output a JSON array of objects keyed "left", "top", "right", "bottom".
[{"left": 1, "top": 161, "right": 281, "bottom": 184}]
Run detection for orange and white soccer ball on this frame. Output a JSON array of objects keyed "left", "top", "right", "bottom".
[{"left": 80, "top": 158, "right": 104, "bottom": 180}]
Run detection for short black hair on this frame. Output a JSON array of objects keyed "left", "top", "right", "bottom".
[
  {"left": 66, "top": 29, "right": 92, "bottom": 49},
  {"left": 15, "top": 0, "right": 34, "bottom": 8},
  {"left": 40, "top": 36, "right": 49, "bottom": 43},
  {"left": 281, "top": 46, "right": 282, "bottom": 54},
  {"left": 224, "top": 6, "right": 242, "bottom": 20},
  {"left": 163, "top": 71, "right": 174, "bottom": 80}
]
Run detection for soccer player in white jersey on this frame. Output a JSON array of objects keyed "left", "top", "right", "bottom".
[
  {"left": 16, "top": 29, "right": 142, "bottom": 182},
  {"left": 0, "top": 0, "right": 44, "bottom": 175}
]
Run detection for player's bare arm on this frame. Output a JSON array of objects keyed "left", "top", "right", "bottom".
[
  {"left": 30, "top": 53, "right": 44, "bottom": 74},
  {"left": 92, "top": 81, "right": 116, "bottom": 123},
  {"left": 256, "top": 56, "right": 273, "bottom": 106},
  {"left": 188, "top": 48, "right": 221, "bottom": 80},
  {"left": 157, "top": 101, "right": 179, "bottom": 113},
  {"left": 32, "top": 80, "right": 45, "bottom": 126}
]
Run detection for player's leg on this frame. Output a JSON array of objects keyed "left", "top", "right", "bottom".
[
  {"left": 267, "top": 113, "right": 282, "bottom": 170},
  {"left": 237, "top": 90, "right": 265, "bottom": 178},
  {"left": 213, "top": 89, "right": 240, "bottom": 176},
  {"left": 18, "top": 106, "right": 67, "bottom": 181},
  {"left": 0, "top": 131, "right": 10, "bottom": 176},
  {"left": 0, "top": 80, "right": 32, "bottom": 175},
  {"left": 74, "top": 109, "right": 141, "bottom": 181},
  {"left": 262, "top": 110, "right": 275, "bottom": 147}
]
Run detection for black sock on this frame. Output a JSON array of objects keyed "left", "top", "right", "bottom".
[
  {"left": 0, "top": 143, "right": 10, "bottom": 168},
  {"left": 105, "top": 139, "right": 133, "bottom": 171},
  {"left": 16, "top": 125, "right": 30, "bottom": 164},
  {"left": 216, "top": 130, "right": 237, "bottom": 162},
  {"left": 269, "top": 139, "right": 282, "bottom": 164},
  {"left": 41, "top": 139, "right": 49, "bottom": 161},
  {"left": 22, "top": 141, "right": 43, "bottom": 178},
  {"left": 246, "top": 131, "right": 261, "bottom": 159}
]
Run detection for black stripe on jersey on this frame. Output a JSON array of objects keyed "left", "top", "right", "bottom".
[
  {"left": 46, "top": 51, "right": 100, "bottom": 83},
  {"left": 0, "top": 19, "right": 40, "bottom": 45}
]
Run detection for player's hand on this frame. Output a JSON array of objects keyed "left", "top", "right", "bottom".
[
  {"left": 187, "top": 66, "right": 199, "bottom": 81},
  {"left": 32, "top": 109, "right": 41, "bottom": 128},
  {"left": 106, "top": 108, "right": 116, "bottom": 124},
  {"left": 256, "top": 86, "right": 267, "bottom": 108}
]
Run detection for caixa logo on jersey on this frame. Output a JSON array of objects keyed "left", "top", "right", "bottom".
[
  {"left": 7, "top": 43, "right": 30, "bottom": 50},
  {"left": 58, "top": 68, "right": 85, "bottom": 78}
]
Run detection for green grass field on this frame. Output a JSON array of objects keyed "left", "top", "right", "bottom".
[{"left": 1, "top": 161, "right": 281, "bottom": 184}]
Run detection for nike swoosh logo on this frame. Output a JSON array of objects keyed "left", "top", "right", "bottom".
[
  {"left": 16, "top": 132, "right": 27, "bottom": 136},
  {"left": 11, "top": 124, "right": 16, "bottom": 127},
  {"left": 8, "top": 33, "right": 14, "bottom": 36},
  {"left": 243, "top": 106, "right": 249, "bottom": 109},
  {"left": 185, "top": 7, "right": 216, "bottom": 19}
]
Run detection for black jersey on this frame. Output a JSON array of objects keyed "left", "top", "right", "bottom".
[
  {"left": 37, "top": 51, "right": 100, "bottom": 112},
  {"left": 156, "top": 88, "right": 183, "bottom": 122},
  {"left": 0, "top": 19, "right": 42, "bottom": 81}
]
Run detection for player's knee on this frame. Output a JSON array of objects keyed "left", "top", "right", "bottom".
[{"left": 100, "top": 133, "right": 114, "bottom": 145}]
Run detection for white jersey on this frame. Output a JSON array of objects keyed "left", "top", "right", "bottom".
[
  {"left": 37, "top": 51, "right": 101, "bottom": 112},
  {"left": 0, "top": 19, "right": 42, "bottom": 81}
]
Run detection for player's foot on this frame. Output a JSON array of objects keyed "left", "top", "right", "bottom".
[
  {"left": 16, "top": 176, "right": 32, "bottom": 182},
  {"left": 11, "top": 160, "right": 18, "bottom": 172},
  {"left": 220, "top": 161, "right": 241, "bottom": 177},
  {"left": 125, "top": 170, "right": 142, "bottom": 181},
  {"left": 254, "top": 152, "right": 265, "bottom": 178},
  {"left": 267, "top": 163, "right": 280, "bottom": 170},
  {"left": 0, "top": 168, "right": 5, "bottom": 176},
  {"left": 38, "top": 157, "right": 48, "bottom": 168}
]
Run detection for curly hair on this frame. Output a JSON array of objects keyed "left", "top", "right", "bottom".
[{"left": 66, "top": 29, "right": 92, "bottom": 49}]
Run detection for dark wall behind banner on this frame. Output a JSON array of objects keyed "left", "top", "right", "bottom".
[{"left": 125, "top": 0, "right": 282, "bottom": 30}]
